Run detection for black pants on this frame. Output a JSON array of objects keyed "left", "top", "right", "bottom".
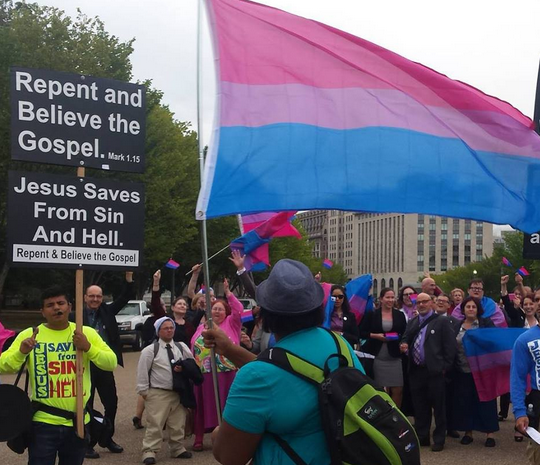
[
  {"left": 409, "top": 365, "right": 446, "bottom": 445},
  {"left": 28, "top": 422, "right": 86, "bottom": 465},
  {"left": 499, "top": 392, "right": 510, "bottom": 418},
  {"left": 88, "top": 364, "right": 118, "bottom": 441}
]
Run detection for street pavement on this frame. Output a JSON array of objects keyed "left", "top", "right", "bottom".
[{"left": 0, "top": 350, "right": 530, "bottom": 465}]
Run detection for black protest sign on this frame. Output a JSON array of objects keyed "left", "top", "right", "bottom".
[
  {"left": 8, "top": 171, "right": 145, "bottom": 270},
  {"left": 523, "top": 232, "right": 540, "bottom": 260},
  {"left": 10, "top": 67, "right": 145, "bottom": 173}
]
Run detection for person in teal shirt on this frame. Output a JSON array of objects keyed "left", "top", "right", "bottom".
[{"left": 205, "top": 259, "right": 364, "bottom": 465}]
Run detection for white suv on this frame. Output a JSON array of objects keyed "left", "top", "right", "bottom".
[{"left": 115, "top": 300, "right": 151, "bottom": 351}]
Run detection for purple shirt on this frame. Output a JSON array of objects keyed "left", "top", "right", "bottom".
[
  {"left": 330, "top": 311, "right": 344, "bottom": 332},
  {"left": 414, "top": 311, "right": 434, "bottom": 365}
]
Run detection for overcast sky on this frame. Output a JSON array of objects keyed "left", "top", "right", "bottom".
[{"left": 35, "top": 0, "right": 540, "bottom": 234}]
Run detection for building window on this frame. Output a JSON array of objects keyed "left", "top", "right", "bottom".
[
  {"left": 389, "top": 278, "right": 394, "bottom": 290},
  {"left": 398, "top": 278, "right": 403, "bottom": 289}
]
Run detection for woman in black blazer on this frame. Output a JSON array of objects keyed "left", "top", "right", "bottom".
[{"left": 359, "top": 287, "right": 407, "bottom": 407}]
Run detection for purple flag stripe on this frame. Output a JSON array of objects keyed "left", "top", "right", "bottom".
[
  {"left": 221, "top": 82, "right": 540, "bottom": 158},
  {"left": 467, "top": 349, "right": 513, "bottom": 373}
]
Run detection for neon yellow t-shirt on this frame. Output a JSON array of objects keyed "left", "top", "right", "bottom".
[{"left": 0, "top": 322, "right": 117, "bottom": 426}]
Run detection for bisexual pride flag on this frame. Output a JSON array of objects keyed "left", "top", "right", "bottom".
[
  {"left": 463, "top": 328, "right": 526, "bottom": 401},
  {"left": 322, "top": 259, "right": 333, "bottom": 269},
  {"left": 165, "top": 259, "right": 180, "bottom": 269},
  {"left": 197, "top": 0, "right": 540, "bottom": 233},
  {"left": 345, "top": 274, "right": 373, "bottom": 324}
]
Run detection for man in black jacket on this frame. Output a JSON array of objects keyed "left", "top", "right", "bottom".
[
  {"left": 400, "top": 293, "right": 457, "bottom": 452},
  {"left": 82, "top": 271, "right": 135, "bottom": 459}
]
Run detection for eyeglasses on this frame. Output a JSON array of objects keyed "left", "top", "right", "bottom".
[
  {"left": 417, "top": 299, "right": 431, "bottom": 304},
  {"left": 403, "top": 292, "right": 415, "bottom": 296},
  {"left": 333, "top": 295, "right": 345, "bottom": 300},
  {"left": 469, "top": 287, "right": 483, "bottom": 291},
  {"left": 437, "top": 300, "right": 450, "bottom": 304}
]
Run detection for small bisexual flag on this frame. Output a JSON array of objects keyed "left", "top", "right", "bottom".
[
  {"left": 322, "top": 259, "right": 333, "bottom": 269},
  {"left": 241, "top": 310, "right": 254, "bottom": 323},
  {"left": 385, "top": 332, "right": 399, "bottom": 341},
  {"left": 501, "top": 257, "right": 512, "bottom": 267},
  {"left": 410, "top": 294, "right": 418, "bottom": 305},
  {"left": 166, "top": 259, "right": 180, "bottom": 269},
  {"left": 517, "top": 266, "right": 530, "bottom": 276}
]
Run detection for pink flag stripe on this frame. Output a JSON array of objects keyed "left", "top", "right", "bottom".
[
  {"left": 221, "top": 82, "right": 540, "bottom": 158},
  {"left": 470, "top": 365, "right": 511, "bottom": 402},
  {"left": 211, "top": 0, "right": 531, "bottom": 125}
]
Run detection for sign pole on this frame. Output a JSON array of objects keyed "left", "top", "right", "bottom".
[{"left": 75, "top": 166, "right": 85, "bottom": 438}]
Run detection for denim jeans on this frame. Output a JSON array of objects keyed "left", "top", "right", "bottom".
[{"left": 27, "top": 422, "right": 86, "bottom": 465}]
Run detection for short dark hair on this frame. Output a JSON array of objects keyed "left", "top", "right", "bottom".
[
  {"left": 468, "top": 278, "right": 484, "bottom": 289},
  {"left": 460, "top": 296, "right": 484, "bottom": 317},
  {"left": 41, "top": 287, "right": 71, "bottom": 307},
  {"left": 260, "top": 306, "right": 324, "bottom": 338}
]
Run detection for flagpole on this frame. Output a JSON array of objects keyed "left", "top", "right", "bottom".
[
  {"left": 197, "top": 0, "right": 222, "bottom": 425},
  {"left": 184, "top": 244, "right": 230, "bottom": 276}
]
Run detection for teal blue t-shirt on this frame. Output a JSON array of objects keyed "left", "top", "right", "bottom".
[{"left": 223, "top": 327, "right": 364, "bottom": 465}]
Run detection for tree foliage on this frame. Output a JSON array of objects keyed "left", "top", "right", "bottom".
[{"left": 433, "top": 231, "right": 538, "bottom": 299}]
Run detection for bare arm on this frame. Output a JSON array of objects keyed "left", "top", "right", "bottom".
[
  {"left": 187, "top": 264, "right": 201, "bottom": 299},
  {"left": 212, "top": 421, "right": 262, "bottom": 465}
]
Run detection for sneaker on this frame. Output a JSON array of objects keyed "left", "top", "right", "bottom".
[
  {"left": 460, "top": 435, "right": 473, "bottom": 445},
  {"left": 176, "top": 451, "right": 193, "bottom": 459}
]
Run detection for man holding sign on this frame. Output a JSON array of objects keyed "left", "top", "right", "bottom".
[{"left": 0, "top": 286, "right": 117, "bottom": 465}]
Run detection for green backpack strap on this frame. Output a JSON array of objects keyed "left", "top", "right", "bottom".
[
  {"left": 257, "top": 347, "right": 325, "bottom": 385},
  {"left": 257, "top": 330, "right": 354, "bottom": 383}
]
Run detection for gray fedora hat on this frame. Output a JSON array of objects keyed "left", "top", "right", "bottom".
[{"left": 256, "top": 259, "right": 324, "bottom": 314}]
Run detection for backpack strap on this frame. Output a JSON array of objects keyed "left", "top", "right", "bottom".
[
  {"left": 257, "top": 347, "right": 324, "bottom": 385},
  {"left": 324, "top": 328, "right": 354, "bottom": 367}
]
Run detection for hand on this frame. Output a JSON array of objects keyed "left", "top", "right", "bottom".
[
  {"left": 423, "top": 271, "right": 431, "bottom": 279},
  {"left": 173, "top": 365, "right": 183, "bottom": 373},
  {"left": 371, "top": 333, "right": 387, "bottom": 342},
  {"left": 514, "top": 296, "right": 521, "bottom": 309},
  {"left": 153, "top": 269, "right": 161, "bottom": 285},
  {"left": 20, "top": 327, "right": 39, "bottom": 354},
  {"left": 192, "top": 263, "right": 202, "bottom": 275},
  {"left": 501, "top": 275, "right": 509, "bottom": 285},
  {"left": 125, "top": 271, "right": 134, "bottom": 283},
  {"left": 223, "top": 278, "right": 230, "bottom": 296},
  {"left": 229, "top": 250, "right": 245, "bottom": 270},
  {"left": 515, "top": 272, "right": 524, "bottom": 285},
  {"left": 142, "top": 394, "right": 147, "bottom": 400},
  {"left": 240, "top": 332, "right": 252, "bottom": 349},
  {"left": 202, "top": 327, "right": 233, "bottom": 356},
  {"left": 73, "top": 330, "right": 91, "bottom": 352},
  {"left": 400, "top": 343, "right": 409, "bottom": 353},
  {"left": 515, "top": 416, "right": 529, "bottom": 435},
  {"left": 314, "top": 272, "right": 321, "bottom": 282}
]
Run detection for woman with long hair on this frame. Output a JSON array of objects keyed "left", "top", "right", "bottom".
[
  {"left": 452, "top": 296, "right": 498, "bottom": 447},
  {"left": 359, "top": 287, "right": 407, "bottom": 407},
  {"left": 328, "top": 285, "right": 359, "bottom": 347},
  {"left": 397, "top": 286, "right": 417, "bottom": 320}
]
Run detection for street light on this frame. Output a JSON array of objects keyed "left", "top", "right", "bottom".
[{"left": 472, "top": 269, "right": 478, "bottom": 276}]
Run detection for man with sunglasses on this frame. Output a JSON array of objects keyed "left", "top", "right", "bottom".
[
  {"left": 451, "top": 278, "right": 507, "bottom": 327},
  {"left": 400, "top": 293, "right": 456, "bottom": 452}
]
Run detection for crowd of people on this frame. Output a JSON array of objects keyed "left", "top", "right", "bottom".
[{"left": 0, "top": 258, "right": 538, "bottom": 465}]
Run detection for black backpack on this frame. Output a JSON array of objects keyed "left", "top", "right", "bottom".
[{"left": 257, "top": 329, "right": 420, "bottom": 465}]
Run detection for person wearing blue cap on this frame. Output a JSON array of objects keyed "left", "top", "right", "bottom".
[{"left": 136, "top": 316, "right": 194, "bottom": 464}]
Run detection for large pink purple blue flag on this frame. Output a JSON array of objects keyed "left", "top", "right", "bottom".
[
  {"left": 463, "top": 328, "right": 526, "bottom": 401},
  {"left": 239, "top": 211, "right": 301, "bottom": 238},
  {"left": 197, "top": 0, "right": 540, "bottom": 232}
]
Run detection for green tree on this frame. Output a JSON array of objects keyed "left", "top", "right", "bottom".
[{"left": 433, "top": 231, "right": 538, "bottom": 299}]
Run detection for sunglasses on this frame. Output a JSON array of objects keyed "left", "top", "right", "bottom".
[{"left": 333, "top": 295, "right": 345, "bottom": 300}]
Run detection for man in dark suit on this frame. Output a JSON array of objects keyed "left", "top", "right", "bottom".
[
  {"left": 400, "top": 292, "right": 456, "bottom": 452},
  {"left": 82, "top": 271, "right": 135, "bottom": 459}
]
